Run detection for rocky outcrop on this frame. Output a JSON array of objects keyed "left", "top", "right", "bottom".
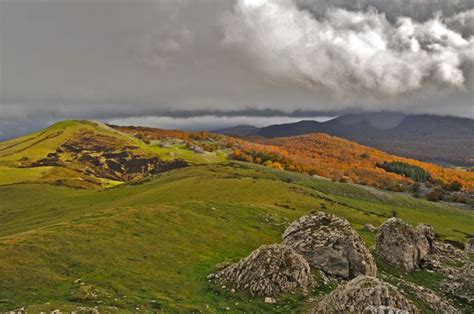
[
  {"left": 423, "top": 240, "right": 467, "bottom": 271},
  {"left": 441, "top": 262, "right": 474, "bottom": 305},
  {"left": 375, "top": 218, "right": 434, "bottom": 271},
  {"left": 313, "top": 276, "right": 418, "bottom": 313},
  {"left": 210, "top": 244, "right": 314, "bottom": 297},
  {"left": 391, "top": 277, "right": 460, "bottom": 313},
  {"left": 282, "top": 212, "right": 376, "bottom": 279}
]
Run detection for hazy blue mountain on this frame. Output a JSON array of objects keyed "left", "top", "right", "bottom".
[{"left": 213, "top": 125, "right": 260, "bottom": 137}]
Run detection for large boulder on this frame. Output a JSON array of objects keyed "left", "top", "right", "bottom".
[
  {"left": 313, "top": 276, "right": 418, "bottom": 313},
  {"left": 375, "top": 218, "right": 434, "bottom": 271},
  {"left": 282, "top": 212, "right": 376, "bottom": 279},
  {"left": 211, "top": 244, "right": 314, "bottom": 297}
]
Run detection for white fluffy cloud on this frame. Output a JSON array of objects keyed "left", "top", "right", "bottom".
[{"left": 223, "top": 0, "right": 474, "bottom": 102}]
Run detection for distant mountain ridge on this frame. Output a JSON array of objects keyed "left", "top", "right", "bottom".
[
  {"left": 212, "top": 125, "right": 259, "bottom": 137},
  {"left": 214, "top": 113, "right": 474, "bottom": 166}
]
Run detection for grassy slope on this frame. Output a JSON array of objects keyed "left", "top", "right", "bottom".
[
  {"left": 0, "top": 121, "right": 104, "bottom": 165},
  {"left": 0, "top": 121, "right": 224, "bottom": 188},
  {"left": 0, "top": 162, "right": 473, "bottom": 312}
]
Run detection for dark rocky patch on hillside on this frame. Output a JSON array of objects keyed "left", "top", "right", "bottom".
[{"left": 21, "top": 130, "right": 187, "bottom": 183}]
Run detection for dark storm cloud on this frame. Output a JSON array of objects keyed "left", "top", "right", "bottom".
[{"left": 1, "top": 0, "right": 473, "bottom": 139}]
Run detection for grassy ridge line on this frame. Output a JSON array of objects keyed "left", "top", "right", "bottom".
[
  {"left": 0, "top": 162, "right": 472, "bottom": 311},
  {"left": 0, "top": 120, "right": 228, "bottom": 188},
  {"left": 0, "top": 121, "right": 94, "bottom": 163}
]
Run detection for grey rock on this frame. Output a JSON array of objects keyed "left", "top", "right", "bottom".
[
  {"left": 214, "top": 244, "right": 314, "bottom": 297},
  {"left": 465, "top": 238, "right": 474, "bottom": 256},
  {"left": 73, "top": 307, "right": 100, "bottom": 314},
  {"left": 425, "top": 240, "right": 467, "bottom": 271},
  {"left": 363, "top": 305, "right": 410, "bottom": 314},
  {"left": 363, "top": 224, "right": 378, "bottom": 232},
  {"left": 264, "top": 297, "right": 276, "bottom": 304},
  {"left": 393, "top": 278, "right": 460, "bottom": 313},
  {"left": 282, "top": 212, "right": 376, "bottom": 279},
  {"left": 312, "top": 276, "right": 418, "bottom": 313},
  {"left": 375, "top": 218, "right": 434, "bottom": 271},
  {"left": 441, "top": 262, "right": 474, "bottom": 305}
]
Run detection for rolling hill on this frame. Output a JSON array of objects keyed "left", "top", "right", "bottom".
[
  {"left": 1, "top": 162, "right": 473, "bottom": 312},
  {"left": 256, "top": 133, "right": 474, "bottom": 192},
  {"left": 2, "top": 120, "right": 473, "bottom": 195},
  {"left": 114, "top": 123, "right": 474, "bottom": 194},
  {"left": 0, "top": 120, "right": 473, "bottom": 312},
  {"left": 0, "top": 120, "right": 225, "bottom": 189},
  {"left": 215, "top": 113, "right": 474, "bottom": 166}
]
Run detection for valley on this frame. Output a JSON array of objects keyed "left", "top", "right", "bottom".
[{"left": 0, "top": 121, "right": 473, "bottom": 312}]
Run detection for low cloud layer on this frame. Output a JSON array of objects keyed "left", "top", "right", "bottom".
[{"left": 1, "top": 0, "right": 473, "bottom": 139}]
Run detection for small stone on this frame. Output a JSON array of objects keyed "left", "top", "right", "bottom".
[
  {"left": 207, "top": 273, "right": 215, "bottom": 280},
  {"left": 363, "top": 224, "right": 378, "bottom": 232},
  {"left": 264, "top": 297, "right": 276, "bottom": 304},
  {"left": 465, "top": 238, "right": 474, "bottom": 256},
  {"left": 230, "top": 288, "right": 236, "bottom": 293}
]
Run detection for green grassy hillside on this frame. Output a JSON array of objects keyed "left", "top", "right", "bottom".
[
  {"left": 0, "top": 120, "right": 225, "bottom": 189},
  {"left": 1, "top": 162, "right": 472, "bottom": 312}
]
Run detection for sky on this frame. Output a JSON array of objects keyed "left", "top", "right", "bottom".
[{"left": 1, "top": 0, "right": 473, "bottom": 139}]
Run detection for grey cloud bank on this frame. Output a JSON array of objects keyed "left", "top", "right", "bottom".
[
  {"left": 223, "top": 0, "right": 474, "bottom": 101},
  {"left": 1, "top": 0, "right": 473, "bottom": 139}
]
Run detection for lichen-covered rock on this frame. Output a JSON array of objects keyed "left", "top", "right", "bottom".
[
  {"left": 395, "top": 279, "right": 460, "bottom": 313},
  {"left": 441, "top": 262, "right": 474, "bottom": 305},
  {"left": 313, "top": 276, "right": 418, "bottom": 313},
  {"left": 424, "top": 240, "right": 467, "bottom": 271},
  {"left": 416, "top": 224, "right": 435, "bottom": 244},
  {"left": 212, "top": 244, "right": 314, "bottom": 297},
  {"left": 282, "top": 212, "right": 376, "bottom": 279},
  {"left": 375, "top": 218, "right": 434, "bottom": 271}
]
